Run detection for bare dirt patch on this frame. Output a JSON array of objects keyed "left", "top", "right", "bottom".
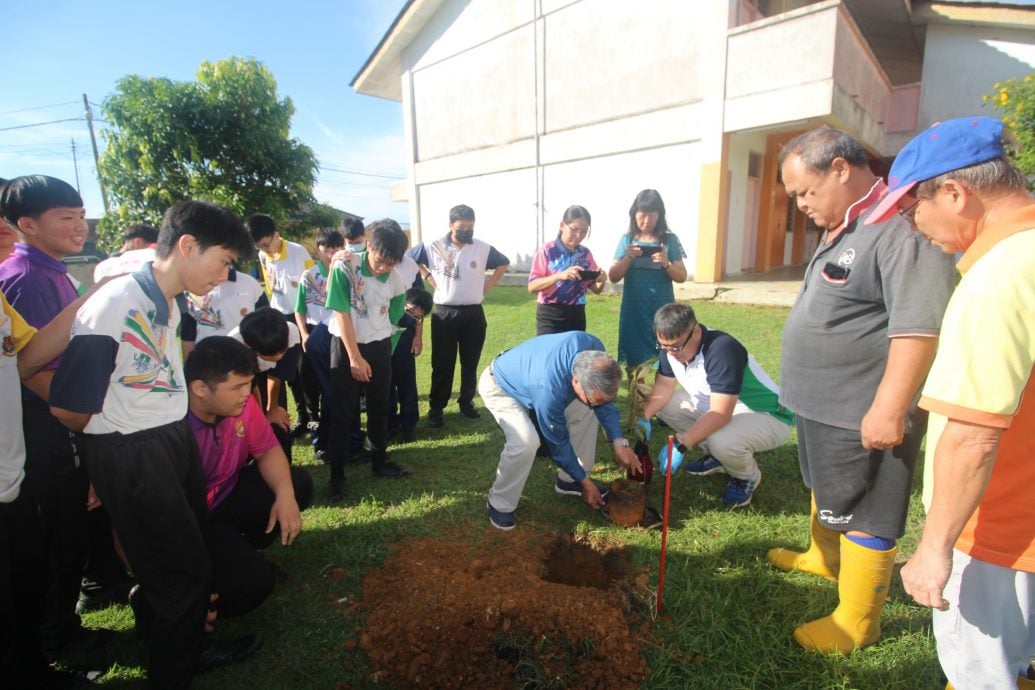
[{"left": 352, "top": 529, "right": 652, "bottom": 688}]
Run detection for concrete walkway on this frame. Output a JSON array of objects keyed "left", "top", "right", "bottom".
[{"left": 501, "top": 265, "right": 803, "bottom": 308}]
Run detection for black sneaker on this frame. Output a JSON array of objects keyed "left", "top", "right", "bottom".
[
  {"left": 372, "top": 461, "right": 410, "bottom": 478},
  {"left": 459, "top": 404, "right": 481, "bottom": 419},
  {"left": 487, "top": 501, "right": 516, "bottom": 531},
  {"left": 427, "top": 409, "right": 445, "bottom": 428},
  {"left": 554, "top": 477, "right": 609, "bottom": 499},
  {"left": 43, "top": 627, "right": 114, "bottom": 661},
  {"left": 197, "top": 634, "right": 263, "bottom": 673},
  {"left": 328, "top": 477, "right": 346, "bottom": 502},
  {"left": 76, "top": 581, "right": 133, "bottom": 614}
]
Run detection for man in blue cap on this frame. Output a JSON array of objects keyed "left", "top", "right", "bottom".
[
  {"left": 477, "top": 331, "right": 640, "bottom": 530},
  {"left": 866, "top": 116, "right": 1035, "bottom": 690}
]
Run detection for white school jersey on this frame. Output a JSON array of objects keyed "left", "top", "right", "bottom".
[
  {"left": 49, "top": 267, "right": 187, "bottom": 435},
  {"left": 184, "top": 271, "right": 265, "bottom": 342},
  {"left": 325, "top": 252, "right": 406, "bottom": 343},
  {"left": 93, "top": 247, "right": 157, "bottom": 282},
  {"left": 297, "top": 263, "right": 334, "bottom": 326},
  {"left": 393, "top": 255, "right": 420, "bottom": 289},
  {"left": 258, "top": 240, "right": 314, "bottom": 314},
  {"left": 424, "top": 237, "right": 492, "bottom": 305},
  {"left": 228, "top": 321, "right": 301, "bottom": 373}
]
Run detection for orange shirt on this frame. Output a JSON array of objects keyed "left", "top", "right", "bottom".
[{"left": 920, "top": 205, "right": 1035, "bottom": 572}]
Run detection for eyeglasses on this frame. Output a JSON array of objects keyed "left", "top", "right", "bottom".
[
  {"left": 657, "top": 324, "right": 697, "bottom": 353},
  {"left": 574, "top": 379, "right": 610, "bottom": 409},
  {"left": 899, "top": 196, "right": 926, "bottom": 224}
]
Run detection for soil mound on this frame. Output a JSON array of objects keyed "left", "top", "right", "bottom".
[{"left": 353, "top": 530, "right": 651, "bottom": 688}]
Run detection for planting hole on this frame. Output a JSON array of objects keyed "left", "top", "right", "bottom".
[{"left": 541, "top": 535, "right": 626, "bottom": 589}]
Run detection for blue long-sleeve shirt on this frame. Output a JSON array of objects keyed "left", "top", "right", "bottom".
[{"left": 491, "top": 332, "right": 623, "bottom": 481}]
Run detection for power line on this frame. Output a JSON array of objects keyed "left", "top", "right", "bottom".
[
  {"left": 0, "top": 118, "right": 84, "bottom": 133},
  {"left": 0, "top": 101, "right": 79, "bottom": 117},
  {"left": 317, "top": 176, "right": 399, "bottom": 190},
  {"left": 320, "top": 165, "right": 404, "bottom": 180}
]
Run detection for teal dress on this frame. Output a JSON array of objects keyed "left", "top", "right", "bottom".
[{"left": 613, "top": 234, "right": 687, "bottom": 366}]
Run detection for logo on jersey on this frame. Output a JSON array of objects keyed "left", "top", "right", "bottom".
[{"left": 119, "top": 309, "right": 182, "bottom": 393}]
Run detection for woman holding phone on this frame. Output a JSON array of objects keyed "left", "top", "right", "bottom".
[
  {"left": 528, "top": 205, "right": 606, "bottom": 335},
  {"left": 608, "top": 189, "right": 687, "bottom": 369}
]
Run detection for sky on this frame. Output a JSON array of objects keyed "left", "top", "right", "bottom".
[{"left": 2, "top": 0, "right": 410, "bottom": 224}]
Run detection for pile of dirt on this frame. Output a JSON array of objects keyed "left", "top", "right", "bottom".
[{"left": 351, "top": 530, "right": 652, "bottom": 688}]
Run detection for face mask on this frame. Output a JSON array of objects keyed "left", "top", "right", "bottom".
[
  {"left": 454, "top": 229, "right": 474, "bottom": 244},
  {"left": 347, "top": 242, "right": 366, "bottom": 253}
]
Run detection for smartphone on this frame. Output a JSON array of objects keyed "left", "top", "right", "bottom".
[
  {"left": 635, "top": 244, "right": 662, "bottom": 257},
  {"left": 579, "top": 269, "right": 601, "bottom": 281}
]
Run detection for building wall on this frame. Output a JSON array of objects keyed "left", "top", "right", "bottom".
[
  {"left": 415, "top": 143, "right": 702, "bottom": 273},
  {"left": 919, "top": 23, "right": 1035, "bottom": 128},
  {"left": 402, "top": 0, "right": 715, "bottom": 273}
]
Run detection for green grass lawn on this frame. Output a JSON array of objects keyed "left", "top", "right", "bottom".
[{"left": 79, "top": 286, "right": 943, "bottom": 689}]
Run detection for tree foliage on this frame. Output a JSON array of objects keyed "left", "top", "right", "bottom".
[
  {"left": 98, "top": 57, "right": 318, "bottom": 250},
  {"left": 984, "top": 74, "right": 1035, "bottom": 187},
  {"left": 281, "top": 202, "right": 346, "bottom": 239}
]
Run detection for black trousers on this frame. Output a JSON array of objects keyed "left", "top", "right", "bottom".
[
  {"left": 535, "top": 303, "right": 586, "bottom": 336},
  {"left": 80, "top": 420, "right": 211, "bottom": 690},
  {"left": 20, "top": 398, "right": 89, "bottom": 649},
  {"left": 209, "top": 464, "right": 313, "bottom": 618},
  {"left": 328, "top": 336, "right": 392, "bottom": 476},
  {"left": 277, "top": 311, "right": 315, "bottom": 424},
  {"left": 0, "top": 489, "right": 54, "bottom": 689},
  {"left": 388, "top": 328, "right": 419, "bottom": 430},
  {"left": 429, "top": 304, "right": 486, "bottom": 411}
]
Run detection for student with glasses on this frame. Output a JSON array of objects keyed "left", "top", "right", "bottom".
[
  {"left": 865, "top": 117, "right": 1035, "bottom": 690},
  {"left": 637, "top": 303, "right": 792, "bottom": 508},
  {"left": 527, "top": 205, "right": 606, "bottom": 335}
]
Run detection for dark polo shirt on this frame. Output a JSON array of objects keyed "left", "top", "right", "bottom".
[{"left": 779, "top": 185, "right": 955, "bottom": 430}]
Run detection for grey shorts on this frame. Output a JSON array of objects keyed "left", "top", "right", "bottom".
[{"left": 795, "top": 409, "right": 927, "bottom": 539}]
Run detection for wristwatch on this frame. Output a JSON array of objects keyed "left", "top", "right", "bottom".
[
  {"left": 676, "top": 442, "right": 688, "bottom": 453},
  {"left": 613, "top": 438, "right": 630, "bottom": 449}
]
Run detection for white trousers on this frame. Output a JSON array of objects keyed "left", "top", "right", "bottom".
[
  {"left": 478, "top": 366, "right": 599, "bottom": 513},
  {"left": 933, "top": 549, "right": 1035, "bottom": 689},
  {"left": 657, "top": 389, "right": 790, "bottom": 479}
]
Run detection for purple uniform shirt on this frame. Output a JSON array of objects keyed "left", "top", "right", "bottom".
[
  {"left": 187, "top": 396, "right": 279, "bottom": 510},
  {"left": 0, "top": 243, "right": 80, "bottom": 394}
]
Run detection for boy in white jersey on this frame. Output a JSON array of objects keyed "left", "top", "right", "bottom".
[
  {"left": 247, "top": 213, "right": 316, "bottom": 434},
  {"left": 49, "top": 201, "right": 257, "bottom": 689},
  {"left": 295, "top": 227, "right": 344, "bottom": 456},
  {"left": 324, "top": 220, "right": 409, "bottom": 501}
]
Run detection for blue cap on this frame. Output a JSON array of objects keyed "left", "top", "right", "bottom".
[{"left": 866, "top": 116, "right": 1005, "bottom": 225}]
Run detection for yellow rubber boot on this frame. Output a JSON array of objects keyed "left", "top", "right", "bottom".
[
  {"left": 767, "top": 495, "right": 840, "bottom": 582},
  {"left": 793, "top": 535, "right": 895, "bottom": 654}
]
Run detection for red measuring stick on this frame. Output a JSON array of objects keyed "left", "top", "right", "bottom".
[{"left": 657, "top": 434, "right": 674, "bottom": 614}]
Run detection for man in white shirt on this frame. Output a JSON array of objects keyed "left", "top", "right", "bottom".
[{"left": 407, "top": 205, "right": 509, "bottom": 428}]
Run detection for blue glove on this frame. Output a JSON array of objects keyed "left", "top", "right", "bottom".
[
  {"left": 635, "top": 417, "right": 652, "bottom": 442},
  {"left": 658, "top": 444, "right": 686, "bottom": 474}
]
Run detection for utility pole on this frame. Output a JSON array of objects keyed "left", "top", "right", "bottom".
[
  {"left": 83, "top": 93, "right": 109, "bottom": 213},
  {"left": 71, "top": 139, "right": 81, "bottom": 193}
]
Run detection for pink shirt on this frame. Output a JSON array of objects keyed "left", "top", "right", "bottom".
[{"left": 187, "top": 396, "right": 279, "bottom": 509}]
